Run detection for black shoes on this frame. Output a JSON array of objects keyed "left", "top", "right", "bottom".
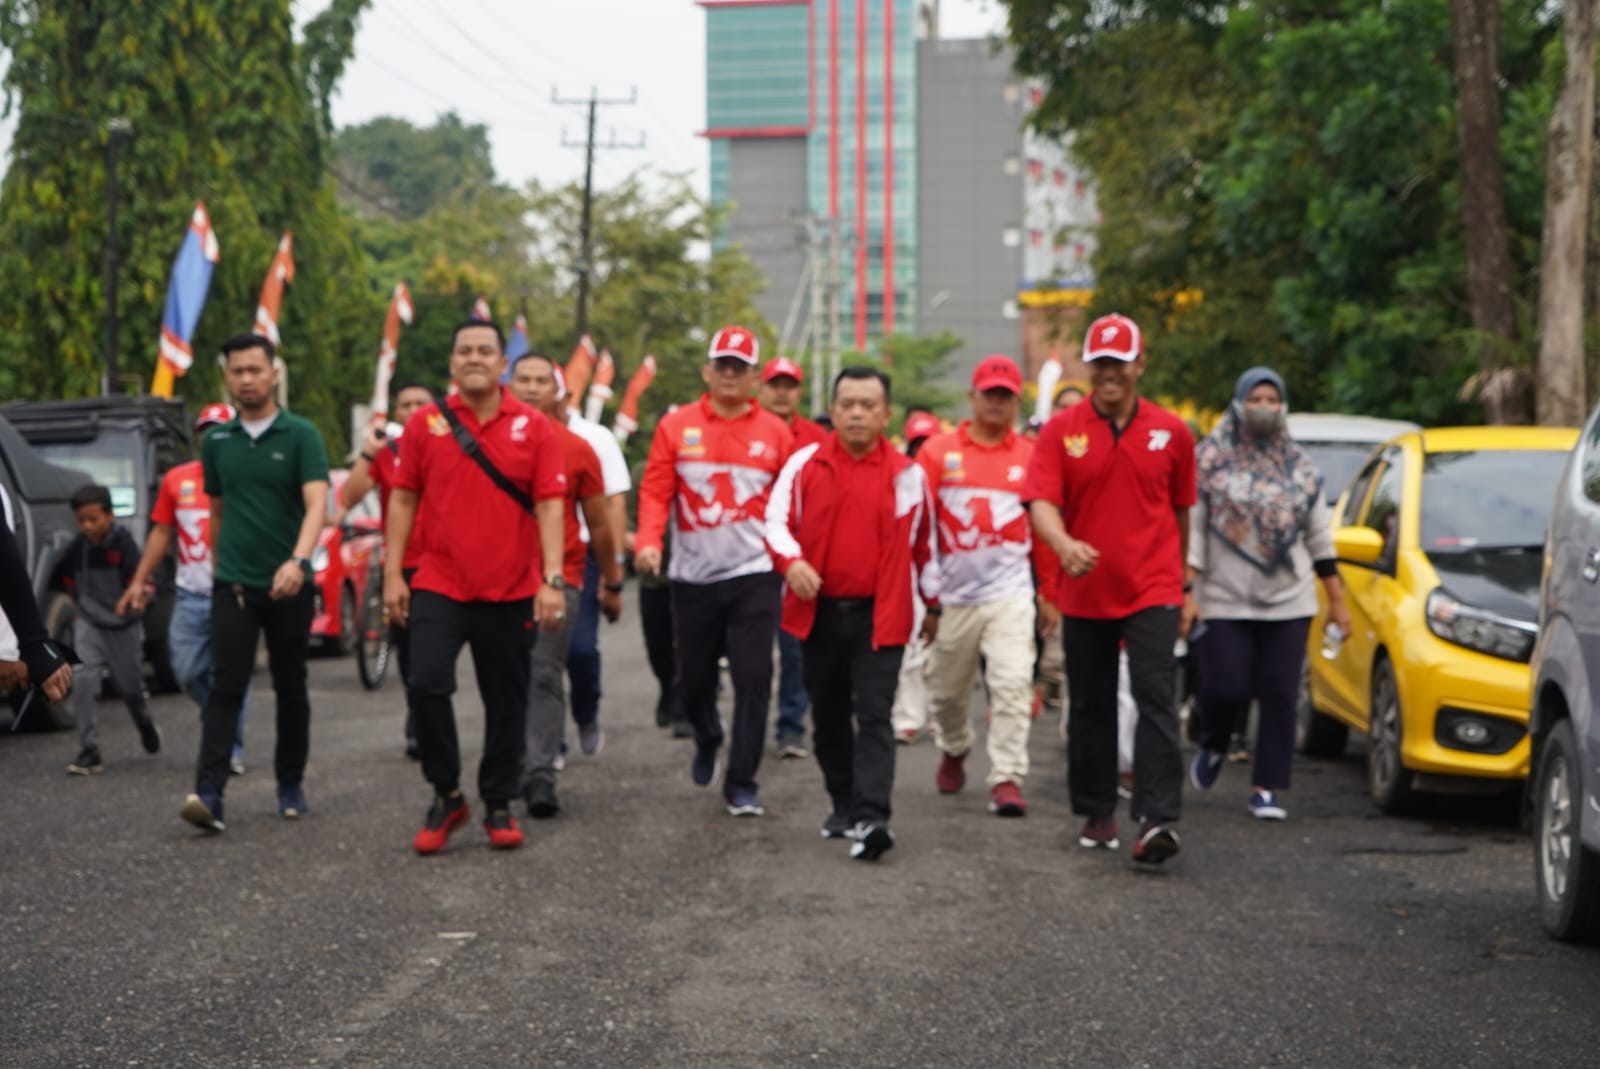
[{"left": 525, "top": 779, "right": 561, "bottom": 820}]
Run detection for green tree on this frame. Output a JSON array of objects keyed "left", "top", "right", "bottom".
[
  {"left": 0, "top": 0, "right": 376, "bottom": 444},
  {"left": 334, "top": 112, "right": 497, "bottom": 221}
]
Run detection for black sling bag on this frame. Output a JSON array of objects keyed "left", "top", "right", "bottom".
[{"left": 437, "top": 403, "right": 536, "bottom": 514}]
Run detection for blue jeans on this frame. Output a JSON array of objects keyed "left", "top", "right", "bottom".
[
  {"left": 566, "top": 551, "right": 602, "bottom": 728},
  {"left": 170, "top": 588, "right": 249, "bottom": 760},
  {"left": 775, "top": 630, "right": 808, "bottom": 743}
]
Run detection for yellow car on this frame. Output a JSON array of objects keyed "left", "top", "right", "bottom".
[{"left": 1301, "top": 426, "right": 1579, "bottom": 812}]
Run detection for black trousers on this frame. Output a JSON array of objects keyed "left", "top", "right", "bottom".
[
  {"left": 196, "top": 583, "right": 313, "bottom": 795},
  {"left": 1196, "top": 617, "right": 1311, "bottom": 791},
  {"left": 639, "top": 581, "right": 678, "bottom": 716},
  {"left": 671, "top": 572, "right": 780, "bottom": 795},
  {"left": 1062, "top": 606, "right": 1183, "bottom": 824},
  {"left": 801, "top": 598, "right": 904, "bottom": 825},
  {"left": 407, "top": 591, "right": 534, "bottom": 806},
  {"left": 393, "top": 566, "right": 418, "bottom": 741}
]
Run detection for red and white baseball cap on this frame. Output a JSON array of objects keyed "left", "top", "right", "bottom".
[
  {"left": 195, "top": 402, "right": 236, "bottom": 430},
  {"left": 708, "top": 325, "right": 759, "bottom": 365},
  {"left": 1082, "top": 313, "right": 1142, "bottom": 362},
  {"left": 905, "top": 412, "right": 942, "bottom": 442},
  {"left": 971, "top": 354, "right": 1023, "bottom": 394},
  {"left": 762, "top": 357, "right": 804, "bottom": 384}
]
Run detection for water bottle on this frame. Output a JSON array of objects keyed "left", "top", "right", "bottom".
[{"left": 1320, "top": 621, "right": 1343, "bottom": 660}]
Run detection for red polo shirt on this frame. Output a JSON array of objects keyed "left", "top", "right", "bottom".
[
  {"left": 1022, "top": 397, "right": 1196, "bottom": 619},
  {"left": 368, "top": 440, "right": 427, "bottom": 571},
  {"left": 818, "top": 439, "right": 888, "bottom": 598},
  {"left": 556, "top": 424, "right": 605, "bottom": 588},
  {"left": 789, "top": 415, "right": 828, "bottom": 451},
  {"left": 395, "top": 388, "right": 567, "bottom": 603}
]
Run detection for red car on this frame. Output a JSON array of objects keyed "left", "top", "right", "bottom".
[{"left": 310, "top": 470, "right": 382, "bottom": 653}]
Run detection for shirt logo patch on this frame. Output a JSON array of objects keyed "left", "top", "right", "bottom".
[
  {"left": 427, "top": 413, "right": 450, "bottom": 436},
  {"left": 680, "top": 427, "right": 705, "bottom": 457},
  {"left": 271, "top": 451, "right": 285, "bottom": 461},
  {"left": 1007, "top": 465, "right": 1025, "bottom": 483},
  {"left": 748, "top": 441, "right": 768, "bottom": 458},
  {"left": 178, "top": 479, "right": 198, "bottom": 504},
  {"left": 1148, "top": 430, "right": 1172, "bottom": 452},
  {"left": 1064, "top": 434, "right": 1089, "bottom": 459},
  {"left": 511, "top": 415, "right": 531, "bottom": 442},
  {"left": 942, "top": 451, "right": 965, "bottom": 480}
]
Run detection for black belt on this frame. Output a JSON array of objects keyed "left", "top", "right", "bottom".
[{"left": 818, "top": 596, "right": 874, "bottom": 612}]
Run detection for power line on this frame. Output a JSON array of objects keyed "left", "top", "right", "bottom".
[
  {"left": 356, "top": 48, "right": 558, "bottom": 135},
  {"left": 377, "top": 3, "right": 562, "bottom": 123}
]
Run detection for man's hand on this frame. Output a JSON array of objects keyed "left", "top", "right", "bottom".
[
  {"left": 270, "top": 560, "right": 307, "bottom": 600},
  {"left": 1058, "top": 536, "right": 1100, "bottom": 578},
  {"left": 920, "top": 611, "right": 940, "bottom": 645},
  {"left": 116, "top": 583, "right": 150, "bottom": 617},
  {"left": 0, "top": 660, "right": 26, "bottom": 693},
  {"left": 786, "top": 560, "right": 822, "bottom": 601},
  {"left": 1180, "top": 592, "right": 1201, "bottom": 640},
  {"left": 635, "top": 546, "right": 662, "bottom": 576},
  {"left": 39, "top": 663, "right": 71, "bottom": 702},
  {"left": 1036, "top": 597, "right": 1060, "bottom": 639},
  {"left": 361, "top": 423, "right": 387, "bottom": 458},
  {"left": 600, "top": 588, "right": 623, "bottom": 623},
  {"left": 535, "top": 585, "right": 567, "bottom": 632},
  {"left": 384, "top": 571, "right": 411, "bottom": 627}
]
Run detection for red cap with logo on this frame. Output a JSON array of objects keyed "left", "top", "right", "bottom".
[
  {"left": 195, "top": 402, "right": 236, "bottom": 430},
  {"left": 708, "top": 325, "right": 759, "bottom": 365},
  {"left": 762, "top": 357, "right": 804, "bottom": 384},
  {"left": 1082, "top": 313, "right": 1142, "bottom": 362},
  {"left": 971, "top": 354, "right": 1023, "bottom": 394},
  {"left": 905, "top": 412, "right": 942, "bottom": 442}
]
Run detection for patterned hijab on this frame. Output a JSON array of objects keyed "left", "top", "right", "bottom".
[{"left": 1196, "top": 367, "right": 1324, "bottom": 575}]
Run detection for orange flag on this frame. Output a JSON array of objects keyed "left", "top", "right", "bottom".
[
  {"left": 563, "top": 334, "right": 598, "bottom": 410},
  {"left": 613, "top": 355, "right": 658, "bottom": 442},
  {"left": 370, "top": 283, "right": 414, "bottom": 422},
  {"left": 583, "top": 350, "right": 616, "bottom": 424},
  {"left": 253, "top": 232, "right": 295, "bottom": 345}
]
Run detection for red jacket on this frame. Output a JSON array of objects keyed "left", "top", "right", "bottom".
[{"left": 765, "top": 435, "right": 941, "bottom": 647}]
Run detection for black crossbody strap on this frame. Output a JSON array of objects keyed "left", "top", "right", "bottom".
[{"left": 437, "top": 404, "right": 535, "bottom": 514}]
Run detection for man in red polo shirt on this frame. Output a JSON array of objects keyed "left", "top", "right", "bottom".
[
  {"left": 766, "top": 367, "right": 940, "bottom": 859},
  {"left": 758, "top": 356, "right": 826, "bottom": 760},
  {"left": 385, "top": 320, "right": 568, "bottom": 855},
  {"left": 919, "top": 355, "right": 1060, "bottom": 818},
  {"left": 1024, "top": 313, "right": 1195, "bottom": 865},
  {"left": 508, "top": 351, "right": 621, "bottom": 819},
  {"left": 636, "top": 326, "right": 794, "bottom": 817},
  {"left": 341, "top": 381, "right": 435, "bottom": 758}
]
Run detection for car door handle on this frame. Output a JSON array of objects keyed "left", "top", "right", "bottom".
[{"left": 1584, "top": 548, "right": 1600, "bottom": 583}]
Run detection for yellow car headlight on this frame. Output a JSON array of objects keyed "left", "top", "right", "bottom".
[{"left": 1424, "top": 588, "right": 1536, "bottom": 663}]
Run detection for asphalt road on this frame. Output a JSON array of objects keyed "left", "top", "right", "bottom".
[{"left": 3, "top": 611, "right": 1598, "bottom": 1069}]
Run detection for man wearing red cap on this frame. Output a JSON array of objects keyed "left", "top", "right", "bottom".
[
  {"left": 636, "top": 326, "right": 794, "bottom": 816},
  {"left": 1023, "top": 313, "right": 1196, "bottom": 865},
  {"left": 120, "top": 403, "right": 252, "bottom": 774},
  {"left": 919, "top": 355, "right": 1061, "bottom": 818},
  {"left": 759, "top": 356, "right": 826, "bottom": 759}
]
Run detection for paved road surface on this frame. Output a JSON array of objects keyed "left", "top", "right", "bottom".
[{"left": 3, "top": 611, "right": 1598, "bottom": 1067}]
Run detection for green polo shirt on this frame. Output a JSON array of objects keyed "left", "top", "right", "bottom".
[{"left": 202, "top": 410, "right": 330, "bottom": 588}]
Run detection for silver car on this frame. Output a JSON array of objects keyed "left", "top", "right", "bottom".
[
  {"left": 1287, "top": 413, "right": 1421, "bottom": 504},
  {"left": 1529, "top": 407, "right": 1600, "bottom": 941}
]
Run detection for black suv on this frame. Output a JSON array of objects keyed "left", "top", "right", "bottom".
[{"left": 0, "top": 397, "right": 194, "bottom": 695}]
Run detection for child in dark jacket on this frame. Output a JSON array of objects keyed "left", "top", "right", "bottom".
[{"left": 52, "top": 484, "right": 159, "bottom": 774}]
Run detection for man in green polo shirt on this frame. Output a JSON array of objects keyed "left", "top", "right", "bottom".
[{"left": 181, "top": 333, "right": 330, "bottom": 834}]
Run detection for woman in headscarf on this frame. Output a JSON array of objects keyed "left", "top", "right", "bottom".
[{"left": 1181, "top": 367, "right": 1352, "bottom": 820}]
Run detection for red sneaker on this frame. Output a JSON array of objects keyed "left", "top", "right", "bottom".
[
  {"left": 1030, "top": 690, "right": 1043, "bottom": 719},
  {"left": 936, "top": 750, "right": 967, "bottom": 794},
  {"left": 988, "top": 780, "right": 1027, "bottom": 817},
  {"left": 413, "top": 795, "right": 469, "bottom": 855},
  {"left": 1131, "top": 821, "right": 1181, "bottom": 864},
  {"left": 1077, "top": 815, "right": 1120, "bottom": 850},
  {"left": 483, "top": 807, "right": 524, "bottom": 850}
]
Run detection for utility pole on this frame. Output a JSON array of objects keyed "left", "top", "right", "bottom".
[
  {"left": 102, "top": 117, "right": 132, "bottom": 397},
  {"left": 555, "top": 87, "right": 644, "bottom": 341}
]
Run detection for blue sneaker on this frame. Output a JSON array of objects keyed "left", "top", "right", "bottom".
[
  {"left": 725, "top": 787, "right": 764, "bottom": 817},
  {"left": 277, "top": 783, "right": 309, "bottom": 819},
  {"left": 579, "top": 722, "right": 605, "bottom": 757},
  {"left": 1249, "top": 790, "right": 1287, "bottom": 820},
  {"left": 181, "top": 788, "right": 225, "bottom": 833},
  {"left": 1189, "top": 748, "right": 1225, "bottom": 791},
  {"left": 691, "top": 743, "right": 720, "bottom": 787}
]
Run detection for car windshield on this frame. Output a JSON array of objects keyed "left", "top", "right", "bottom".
[
  {"left": 1297, "top": 441, "right": 1379, "bottom": 505},
  {"left": 1420, "top": 449, "right": 1569, "bottom": 552},
  {"left": 32, "top": 437, "right": 139, "bottom": 518}
]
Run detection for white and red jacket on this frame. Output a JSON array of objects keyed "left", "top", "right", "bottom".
[
  {"left": 765, "top": 435, "right": 941, "bottom": 647},
  {"left": 917, "top": 422, "right": 1061, "bottom": 607},
  {"left": 636, "top": 395, "right": 794, "bottom": 584}
]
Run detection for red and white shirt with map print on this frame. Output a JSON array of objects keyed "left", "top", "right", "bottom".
[
  {"left": 636, "top": 395, "right": 795, "bottom": 585},
  {"left": 150, "top": 459, "right": 214, "bottom": 595}
]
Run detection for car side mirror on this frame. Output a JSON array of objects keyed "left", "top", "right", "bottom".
[{"left": 1334, "top": 525, "right": 1386, "bottom": 566}]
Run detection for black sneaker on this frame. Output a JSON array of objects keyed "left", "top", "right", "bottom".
[
  {"left": 66, "top": 748, "right": 104, "bottom": 775},
  {"left": 525, "top": 779, "right": 561, "bottom": 820},
  {"left": 820, "top": 811, "right": 853, "bottom": 839},
  {"left": 849, "top": 822, "right": 895, "bottom": 861},
  {"left": 670, "top": 718, "right": 694, "bottom": 739},
  {"left": 1132, "top": 821, "right": 1181, "bottom": 864},
  {"left": 133, "top": 714, "right": 161, "bottom": 754}
]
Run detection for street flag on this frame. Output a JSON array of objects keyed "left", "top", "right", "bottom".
[
  {"left": 584, "top": 350, "right": 615, "bottom": 424},
  {"left": 370, "top": 282, "right": 415, "bottom": 421},
  {"left": 472, "top": 295, "right": 492, "bottom": 321},
  {"left": 1035, "top": 352, "right": 1063, "bottom": 424},
  {"left": 613, "top": 355, "right": 657, "bottom": 442},
  {"left": 563, "top": 334, "right": 597, "bottom": 411},
  {"left": 151, "top": 202, "right": 220, "bottom": 398},
  {"left": 498, "top": 313, "right": 532, "bottom": 383},
  {"left": 252, "top": 232, "right": 295, "bottom": 345}
]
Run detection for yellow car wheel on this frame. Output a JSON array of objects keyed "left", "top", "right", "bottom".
[{"left": 1367, "top": 657, "right": 1415, "bottom": 814}]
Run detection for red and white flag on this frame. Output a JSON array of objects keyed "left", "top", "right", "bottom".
[
  {"left": 253, "top": 232, "right": 295, "bottom": 346},
  {"left": 583, "top": 350, "right": 615, "bottom": 424},
  {"left": 471, "top": 295, "right": 492, "bottom": 321},
  {"left": 613, "top": 355, "right": 657, "bottom": 442},
  {"left": 370, "top": 282, "right": 415, "bottom": 421},
  {"left": 564, "top": 334, "right": 598, "bottom": 411},
  {"left": 1035, "top": 352, "right": 1063, "bottom": 424}
]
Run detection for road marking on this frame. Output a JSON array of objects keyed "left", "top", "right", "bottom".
[{"left": 310, "top": 932, "right": 478, "bottom": 1065}]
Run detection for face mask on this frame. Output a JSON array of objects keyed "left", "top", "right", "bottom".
[{"left": 1243, "top": 404, "right": 1283, "bottom": 438}]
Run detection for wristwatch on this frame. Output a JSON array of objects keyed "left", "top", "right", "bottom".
[
  {"left": 545, "top": 575, "right": 566, "bottom": 590},
  {"left": 294, "top": 557, "right": 313, "bottom": 571},
  {"left": 603, "top": 581, "right": 624, "bottom": 593}
]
